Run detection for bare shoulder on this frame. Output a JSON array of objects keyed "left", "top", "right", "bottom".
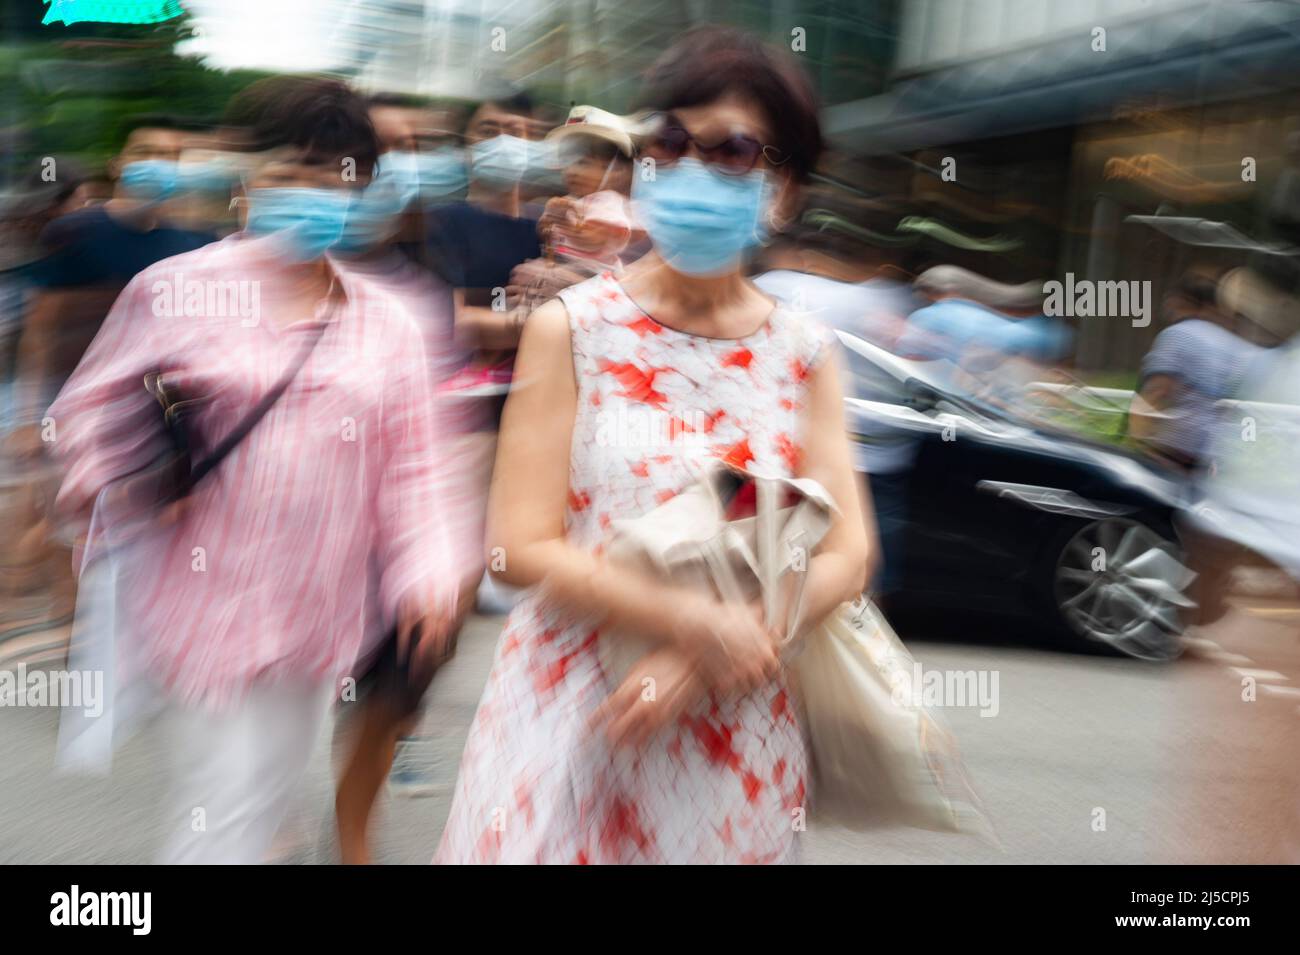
[
  {"left": 517, "top": 297, "right": 574, "bottom": 363},
  {"left": 523, "top": 296, "right": 571, "bottom": 339}
]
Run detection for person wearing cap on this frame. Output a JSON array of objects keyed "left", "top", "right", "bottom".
[
  {"left": 538, "top": 106, "right": 635, "bottom": 271},
  {"left": 1177, "top": 264, "right": 1300, "bottom": 656},
  {"left": 506, "top": 106, "right": 638, "bottom": 308}
]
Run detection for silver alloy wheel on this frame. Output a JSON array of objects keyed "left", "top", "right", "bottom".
[{"left": 1053, "top": 518, "right": 1195, "bottom": 660}]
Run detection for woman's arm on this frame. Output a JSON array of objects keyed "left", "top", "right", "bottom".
[
  {"left": 486, "top": 298, "right": 776, "bottom": 691},
  {"left": 790, "top": 345, "right": 878, "bottom": 633}
]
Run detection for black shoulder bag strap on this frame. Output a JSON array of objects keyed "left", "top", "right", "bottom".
[{"left": 188, "top": 319, "right": 328, "bottom": 487}]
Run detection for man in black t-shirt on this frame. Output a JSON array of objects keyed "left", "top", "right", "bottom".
[
  {"left": 425, "top": 93, "right": 544, "bottom": 388},
  {"left": 4, "top": 117, "right": 213, "bottom": 643},
  {"left": 17, "top": 117, "right": 214, "bottom": 432},
  {"left": 34, "top": 204, "right": 214, "bottom": 291},
  {"left": 426, "top": 199, "right": 541, "bottom": 298}
]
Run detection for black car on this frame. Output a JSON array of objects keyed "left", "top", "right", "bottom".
[{"left": 838, "top": 332, "right": 1196, "bottom": 660}]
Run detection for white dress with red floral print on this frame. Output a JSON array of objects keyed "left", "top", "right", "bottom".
[{"left": 434, "top": 271, "right": 833, "bottom": 864}]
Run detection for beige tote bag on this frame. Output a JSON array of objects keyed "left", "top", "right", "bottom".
[{"left": 601, "top": 462, "right": 994, "bottom": 838}]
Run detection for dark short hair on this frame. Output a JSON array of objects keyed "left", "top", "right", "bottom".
[
  {"left": 367, "top": 92, "right": 428, "bottom": 111},
  {"left": 634, "top": 25, "right": 823, "bottom": 182},
  {"left": 115, "top": 113, "right": 211, "bottom": 147},
  {"left": 460, "top": 92, "right": 535, "bottom": 139},
  {"left": 484, "top": 90, "right": 535, "bottom": 118},
  {"left": 223, "top": 75, "right": 380, "bottom": 174}
]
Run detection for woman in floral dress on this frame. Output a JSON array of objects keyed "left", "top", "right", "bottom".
[{"left": 435, "top": 26, "right": 875, "bottom": 864}]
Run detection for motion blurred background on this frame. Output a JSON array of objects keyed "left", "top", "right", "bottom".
[
  {"left": 7, "top": 0, "right": 1300, "bottom": 367},
  {"left": 3, "top": 0, "right": 1300, "bottom": 863}
]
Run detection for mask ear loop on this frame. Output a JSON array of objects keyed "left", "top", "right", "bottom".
[
  {"left": 229, "top": 170, "right": 255, "bottom": 237},
  {"left": 595, "top": 152, "right": 618, "bottom": 192},
  {"left": 230, "top": 166, "right": 256, "bottom": 212}
]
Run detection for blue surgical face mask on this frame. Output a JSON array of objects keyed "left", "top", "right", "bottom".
[
  {"left": 120, "top": 160, "right": 180, "bottom": 202},
  {"left": 524, "top": 138, "right": 566, "bottom": 191},
  {"left": 176, "top": 159, "right": 241, "bottom": 195},
  {"left": 244, "top": 187, "right": 356, "bottom": 262},
  {"left": 470, "top": 134, "right": 532, "bottom": 189},
  {"left": 334, "top": 178, "right": 407, "bottom": 255},
  {"left": 376, "top": 148, "right": 467, "bottom": 206},
  {"left": 122, "top": 158, "right": 239, "bottom": 203},
  {"left": 630, "top": 158, "right": 774, "bottom": 277}
]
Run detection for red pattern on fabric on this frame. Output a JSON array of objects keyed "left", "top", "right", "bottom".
[
  {"left": 597, "top": 359, "right": 670, "bottom": 409},
  {"left": 718, "top": 437, "right": 755, "bottom": 470},
  {"left": 435, "top": 273, "right": 833, "bottom": 864},
  {"left": 775, "top": 433, "right": 802, "bottom": 472},
  {"left": 721, "top": 347, "right": 754, "bottom": 370},
  {"left": 624, "top": 315, "right": 664, "bottom": 338}
]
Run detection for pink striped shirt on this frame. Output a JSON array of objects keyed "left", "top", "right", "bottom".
[{"left": 49, "top": 234, "right": 460, "bottom": 709}]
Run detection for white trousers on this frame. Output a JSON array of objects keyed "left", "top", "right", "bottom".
[{"left": 158, "top": 682, "right": 332, "bottom": 864}]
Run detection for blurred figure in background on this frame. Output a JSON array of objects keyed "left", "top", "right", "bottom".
[
  {"left": 426, "top": 91, "right": 546, "bottom": 617},
  {"left": 0, "top": 162, "right": 90, "bottom": 656},
  {"left": 4, "top": 119, "right": 217, "bottom": 659},
  {"left": 48, "top": 76, "right": 459, "bottom": 863},
  {"left": 427, "top": 91, "right": 542, "bottom": 385},
  {"left": 366, "top": 94, "right": 469, "bottom": 207},
  {"left": 1178, "top": 263, "right": 1300, "bottom": 627},
  {"left": 754, "top": 223, "right": 918, "bottom": 606},
  {"left": 535, "top": 106, "right": 635, "bottom": 274},
  {"left": 898, "top": 266, "right": 1067, "bottom": 365},
  {"left": 504, "top": 105, "right": 639, "bottom": 320},
  {"left": 435, "top": 26, "right": 872, "bottom": 864},
  {"left": 896, "top": 265, "right": 1071, "bottom": 399},
  {"left": 16, "top": 116, "right": 217, "bottom": 429},
  {"left": 1128, "top": 269, "right": 1264, "bottom": 473},
  {"left": 329, "top": 93, "right": 485, "bottom": 864}
]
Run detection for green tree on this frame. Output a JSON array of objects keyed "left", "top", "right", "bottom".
[{"left": 2, "top": 1, "right": 269, "bottom": 182}]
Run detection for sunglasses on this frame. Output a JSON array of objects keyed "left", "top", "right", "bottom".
[{"left": 640, "top": 113, "right": 785, "bottom": 176}]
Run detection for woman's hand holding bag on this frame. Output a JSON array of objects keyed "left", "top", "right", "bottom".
[{"left": 598, "top": 460, "right": 996, "bottom": 840}]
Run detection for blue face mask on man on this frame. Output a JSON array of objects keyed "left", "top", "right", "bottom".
[
  {"left": 524, "top": 138, "right": 566, "bottom": 191},
  {"left": 120, "top": 160, "right": 181, "bottom": 202},
  {"left": 333, "top": 178, "right": 407, "bottom": 255},
  {"left": 244, "top": 187, "right": 356, "bottom": 262},
  {"left": 334, "top": 149, "right": 470, "bottom": 255},
  {"left": 470, "top": 134, "right": 532, "bottom": 189},
  {"left": 630, "top": 158, "right": 774, "bottom": 276},
  {"left": 121, "top": 159, "right": 240, "bottom": 203},
  {"left": 177, "top": 159, "right": 242, "bottom": 195},
  {"left": 378, "top": 148, "right": 468, "bottom": 206}
]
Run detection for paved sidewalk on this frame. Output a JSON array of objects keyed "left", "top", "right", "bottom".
[{"left": 3, "top": 607, "right": 1296, "bottom": 863}]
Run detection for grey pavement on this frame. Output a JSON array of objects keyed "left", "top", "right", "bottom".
[{"left": 2, "top": 604, "right": 1297, "bottom": 863}]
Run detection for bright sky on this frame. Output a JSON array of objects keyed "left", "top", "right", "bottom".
[{"left": 177, "top": 0, "right": 351, "bottom": 71}]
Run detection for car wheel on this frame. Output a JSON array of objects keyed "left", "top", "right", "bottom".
[{"left": 1049, "top": 516, "right": 1195, "bottom": 660}]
